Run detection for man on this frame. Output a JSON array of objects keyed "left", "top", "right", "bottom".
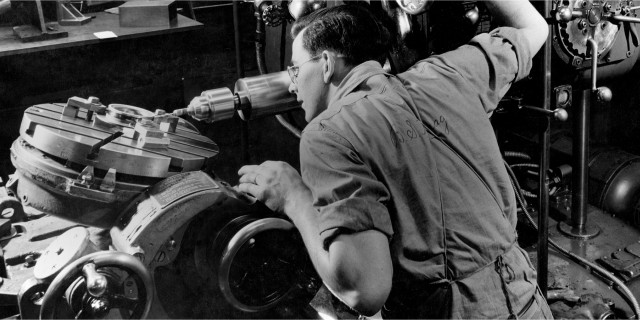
[{"left": 237, "top": 1, "right": 552, "bottom": 318}]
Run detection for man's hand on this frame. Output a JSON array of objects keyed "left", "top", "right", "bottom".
[{"left": 237, "top": 161, "right": 312, "bottom": 214}]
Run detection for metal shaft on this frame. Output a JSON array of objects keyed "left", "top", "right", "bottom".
[
  {"left": 571, "top": 89, "right": 590, "bottom": 229},
  {"left": 537, "top": 0, "right": 552, "bottom": 297}
]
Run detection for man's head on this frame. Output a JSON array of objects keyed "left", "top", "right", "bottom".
[{"left": 288, "top": 4, "right": 391, "bottom": 122}]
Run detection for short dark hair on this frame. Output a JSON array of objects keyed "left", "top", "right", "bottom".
[{"left": 291, "top": 4, "right": 391, "bottom": 66}]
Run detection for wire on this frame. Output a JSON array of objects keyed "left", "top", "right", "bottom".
[
  {"left": 504, "top": 160, "right": 640, "bottom": 318},
  {"left": 504, "top": 151, "right": 533, "bottom": 161}
]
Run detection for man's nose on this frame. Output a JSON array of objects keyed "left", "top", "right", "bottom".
[{"left": 288, "top": 82, "right": 297, "bottom": 94}]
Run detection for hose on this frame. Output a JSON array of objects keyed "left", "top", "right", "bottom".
[
  {"left": 509, "top": 163, "right": 539, "bottom": 169},
  {"left": 504, "top": 160, "right": 640, "bottom": 318},
  {"left": 504, "top": 151, "right": 533, "bottom": 161},
  {"left": 254, "top": 6, "right": 303, "bottom": 139}
]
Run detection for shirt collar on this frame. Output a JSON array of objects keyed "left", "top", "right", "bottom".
[{"left": 329, "top": 60, "right": 387, "bottom": 107}]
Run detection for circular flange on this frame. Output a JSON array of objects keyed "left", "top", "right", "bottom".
[
  {"left": 218, "top": 217, "right": 297, "bottom": 313},
  {"left": 558, "top": 221, "right": 601, "bottom": 239}
]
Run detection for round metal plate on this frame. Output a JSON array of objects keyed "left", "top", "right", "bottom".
[
  {"left": 34, "top": 227, "right": 95, "bottom": 280},
  {"left": 19, "top": 103, "right": 218, "bottom": 178}
]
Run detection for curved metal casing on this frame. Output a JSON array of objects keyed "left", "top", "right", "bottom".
[
  {"left": 235, "top": 71, "right": 300, "bottom": 121},
  {"left": 589, "top": 149, "right": 640, "bottom": 226},
  {"left": 110, "top": 171, "right": 315, "bottom": 318}
]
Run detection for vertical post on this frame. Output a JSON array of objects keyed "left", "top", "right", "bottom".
[
  {"left": 558, "top": 40, "right": 600, "bottom": 239},
  {"left": 537, "top": 0, "right": 552, "bottom": 297},
  {"left": 233, "top": 1, "right": 250, "bottom": 164},
  {"left": 572, "top": 89, "right": 590, "bottom": 229}
]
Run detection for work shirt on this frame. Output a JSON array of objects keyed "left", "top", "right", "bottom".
[{"left": 300, "top": 27, "right": 550, "bottom": 318}]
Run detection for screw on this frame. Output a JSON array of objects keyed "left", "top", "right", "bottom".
[
  {"left": 24, "top": 254, "right": 35, "bottom": 267},
  {"left": 166, "top": 239, "right": 176, "bottom": 251}
]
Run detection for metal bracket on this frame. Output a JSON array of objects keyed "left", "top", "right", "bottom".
[{"left": 61, "top": 96, "right": 106, "bottom": 122}]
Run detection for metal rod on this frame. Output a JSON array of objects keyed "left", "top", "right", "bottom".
[
  {"left": 192, "top": 3, "right": 234, "bottom": 10},
  {"left": 588, "top": 38, "right": 598, "bottom": 90},
  {"left": 571, "top": 89, "right": 590, "bottom": 229},
  {"left": 537, "top": 0, "right": 552, "bottom": 297},
  {"left": 610, "top": 14, "right": 640, "bottom": 23},
  {"left": 521, "top": 105, "right": 554, "bottom": 116},
  {"left": 233, "top": 1, "right": 250, "bottom": 164}
]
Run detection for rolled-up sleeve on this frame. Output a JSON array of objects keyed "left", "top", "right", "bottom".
[
  {"left": 406, "top": 26, "right": 533, "bottom": 114},
  {"left": 300, "top": 127, "right": 394, "bottom": 250}
]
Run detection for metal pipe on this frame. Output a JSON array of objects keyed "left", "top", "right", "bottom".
[
  {"left": 571, "top": 89, "right": 590, "bottom": 229},
  {"left": 537, "top": 0, "right": 552, "bottom": 297}
]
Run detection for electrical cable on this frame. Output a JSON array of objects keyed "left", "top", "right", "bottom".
[
  {"left": 504, "top": 151, "right": 533, "bottom": 161},
  {"left": 504, "top": 160, "right": 640, "bottom": 318}
]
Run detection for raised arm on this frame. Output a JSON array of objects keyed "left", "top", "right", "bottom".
[{"left": 484, "top": 0, "right": 549, "bottom": 56}]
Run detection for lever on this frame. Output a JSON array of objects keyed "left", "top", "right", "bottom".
[
  {"left": 521, "top": 105, "right": 569, "bottom": 121},
  {"left": 587, "top": 38, "right": 613, "bottom": 103},
  {"left": 82, "top": 262, "right": 108, "bottom": 298}
]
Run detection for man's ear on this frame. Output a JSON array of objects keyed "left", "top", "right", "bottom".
[{"left": 322, "top": 50, "right": 334, "bottom": 84}]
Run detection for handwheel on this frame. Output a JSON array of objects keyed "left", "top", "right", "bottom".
[{"left": 39, "top": 251, "right": 153, "bottom": 319}]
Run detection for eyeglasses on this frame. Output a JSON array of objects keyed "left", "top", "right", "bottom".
[{"left": 287, "top": 55, "right": 321, "bottom": 84}]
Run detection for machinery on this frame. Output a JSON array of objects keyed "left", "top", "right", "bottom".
[
  {"left": 0, "top": 96, "right": 319, "bottom": 318},
  {"left": 3, "top": 0, "right": 640, "bottom": 319}
]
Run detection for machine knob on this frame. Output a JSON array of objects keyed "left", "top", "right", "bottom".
[
  {"left": 596, "top": 86, "right": 613, "bottom": 102},
  {"left": 557, "top": 6, "right": 575, "bottom": 22},
  {"left": 82, "top": 263, "right": 108, "bottom": 297},
  {"left": 554, "top": 108, "right": 569, "bottom": 122},
  {"left": 464, "top": 6, "right": 480, "bottom": 25}
]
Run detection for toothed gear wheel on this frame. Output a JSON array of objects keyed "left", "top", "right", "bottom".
[{"left": 554, "top": 0, "right": 625, "bottom": 64}]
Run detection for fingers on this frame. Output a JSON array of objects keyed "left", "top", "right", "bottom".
[
  {"left": 238, "top": 172, "right": 259, "bottom": 185},
  {"left": 238, "top": 164, "right": 261, "bottom": 176},
  {"left": 236, "top": 182, "right": 261, "bottom": 198}
]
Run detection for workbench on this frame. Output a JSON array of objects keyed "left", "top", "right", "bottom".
[{"left": 0, "top": 11, "right": 202, "bottom": 57}]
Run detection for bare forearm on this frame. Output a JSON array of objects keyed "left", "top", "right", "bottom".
[
  {"left": 284, "top": 195, "right": 392, "bottom": 316},
  {"left": 485, "top": 0, "right": 549, "bottom": 54}
]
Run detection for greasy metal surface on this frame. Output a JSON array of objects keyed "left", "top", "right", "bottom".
[
  {"left": 530, "top": 205, "right": 640, "bottom": 318},
  {"left": 19, "top": 103, "right": 218, "bottom": 178}
]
